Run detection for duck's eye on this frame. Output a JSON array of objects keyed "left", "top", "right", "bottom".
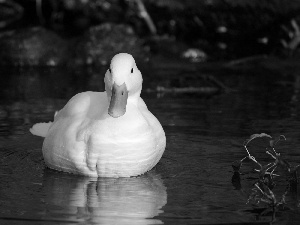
[
  {"left": 131, "top": 68, "right": 133, "bottom": 73},
  {"left": 109, "top": 68, "right": 112, "bottom": 73}
]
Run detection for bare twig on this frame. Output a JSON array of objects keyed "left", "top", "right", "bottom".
[
  {"left": 36, "top": 0, "right": 45, "bottom": 25},
  {"left": 226, "top": 55, "right": 268, "bottom": 67},
  {"left": 135, "top": 0, "right": 157, "bottom": 35}
]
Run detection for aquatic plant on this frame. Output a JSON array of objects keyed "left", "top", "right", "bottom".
[{"left": 232, "top": 133, "right": 299, "bottom": 222}]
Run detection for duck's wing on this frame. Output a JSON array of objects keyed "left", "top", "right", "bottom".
[
  {"left": 30, "top": 92, "right": 108, "bottom": 138},
  {"left": 62, "top": 91, "right": 109, "bottom": 142},
  {"left": 55, "top": 91, "right": 107, "bottom": 118}
]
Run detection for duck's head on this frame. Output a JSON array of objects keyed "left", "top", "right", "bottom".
[{"left": 104, "top": 53, "right": 143, "bottom": 118}]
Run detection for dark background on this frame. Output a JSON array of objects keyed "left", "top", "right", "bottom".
[{"left": 2, "top": 0, "right": 300, "bottom": 64}]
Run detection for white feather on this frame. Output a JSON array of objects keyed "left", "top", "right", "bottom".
[{"left": 30, "top": 122, "right": 52, "bottom": 137}]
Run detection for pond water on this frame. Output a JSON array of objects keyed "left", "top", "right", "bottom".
[{"left": 0, "top": 60, "right": 300, "bottom": 225}]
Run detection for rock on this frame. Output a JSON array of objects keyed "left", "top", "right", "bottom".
[
  {"left": 0, "top": 27, "right": 69, "bottom": 66},
  {"left": 73, "top": 23, "right": 149, "bottom": 65},
  {"left": 182, "top": 48, "right": 207, "bottom": 62}
]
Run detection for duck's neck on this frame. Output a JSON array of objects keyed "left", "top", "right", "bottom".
[{"left": 128, "top": 90, "right": 141, "bottom": 106}]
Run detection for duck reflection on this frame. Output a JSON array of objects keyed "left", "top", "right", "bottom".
[{"left": 42, "top": 169, "right": 167, "bottom": 224}]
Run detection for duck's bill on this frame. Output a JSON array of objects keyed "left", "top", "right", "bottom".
[{"left": 108, "top": 82, "right": 128, "bottom": 118}]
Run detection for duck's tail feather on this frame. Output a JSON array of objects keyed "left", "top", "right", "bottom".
[{"left": 30, "top": 122, "right": 52, "bottom": 137}]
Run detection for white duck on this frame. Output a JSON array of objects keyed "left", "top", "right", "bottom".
[{"left": 30, "top": 53, "right": 166, "bottom": 177}]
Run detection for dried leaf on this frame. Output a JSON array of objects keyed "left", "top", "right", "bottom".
[
  {"left": 244, "top": 133, "right": 272, "bottom": 146},
  {"left": 270, "top": 135, "right": 286, "bottom": 147}
]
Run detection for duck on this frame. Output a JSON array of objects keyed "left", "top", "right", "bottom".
[{"left": 30, "top": 53, "right": 166, "bottom": 177}]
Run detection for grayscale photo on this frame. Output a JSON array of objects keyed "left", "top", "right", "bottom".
[{"left": 0, "top": 1, "right": 299, "bottom": 224}]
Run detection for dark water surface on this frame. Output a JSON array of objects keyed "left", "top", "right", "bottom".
[{"left": 0, "top": 62, "right": 300, "bottom": 224}]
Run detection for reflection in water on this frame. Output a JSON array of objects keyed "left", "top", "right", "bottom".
[{"left": 42, "top": 170, "right": 167, "bottom": 224}]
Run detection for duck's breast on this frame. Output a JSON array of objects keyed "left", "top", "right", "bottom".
[
  {"left": 138, "top": 97, "right": 166, "bottom": 163},
  {"left": 85, "top": 99, "right": 165, "bottom": 177}
]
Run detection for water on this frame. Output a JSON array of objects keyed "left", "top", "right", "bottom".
[{"left": 0, "top": 61, "right": 300, "bottom": 224}]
